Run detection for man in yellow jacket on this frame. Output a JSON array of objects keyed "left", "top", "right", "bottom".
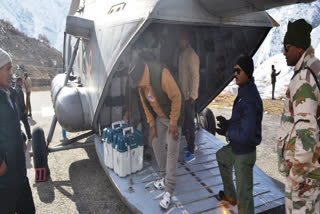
[{"left": 129, "top": 55, "right": 184, "bottom": 210}]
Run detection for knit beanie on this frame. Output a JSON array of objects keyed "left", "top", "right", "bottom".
[
  {"left": 236, "top": 55, "right": 254, "bottom": 78},
  {"left": 0, "top": 48, "right": 12, "bottom": 69},
  {"left": 284, "top": 19, "right": 312, "bottom": 50}
]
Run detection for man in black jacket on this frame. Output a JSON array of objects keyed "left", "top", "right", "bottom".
[
  {"left": 0, "top": 48, "right": 35, "bottom": 213},
  {"left": 216, "top": 55, "right": 263, "bottom": 214},
  {"left": 16, "top": 77, "right": 32, "bottom": 139}
]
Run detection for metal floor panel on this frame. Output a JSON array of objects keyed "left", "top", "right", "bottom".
[{"left": 95, "top": 128, "right": 285, "bottom": 213}]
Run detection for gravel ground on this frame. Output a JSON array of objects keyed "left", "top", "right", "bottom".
[{"left": 26, "top": 91, "right": 130, "bottom": 214}]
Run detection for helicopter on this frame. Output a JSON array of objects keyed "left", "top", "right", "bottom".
[{"left": 31, "top": 0, "right": 315, "bottom": 213}]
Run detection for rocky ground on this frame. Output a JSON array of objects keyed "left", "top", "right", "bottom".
[{"left": 210, "top": 93, "right": 285, "bottom": 115}]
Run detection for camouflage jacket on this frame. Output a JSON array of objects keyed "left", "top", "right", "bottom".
[{"left": 277, "top": 46, "right": 320, "bottom": 188}]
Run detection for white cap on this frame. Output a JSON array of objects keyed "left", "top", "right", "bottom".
[{"left": 0, "top": 48, "right": 12, "bottom": 69}]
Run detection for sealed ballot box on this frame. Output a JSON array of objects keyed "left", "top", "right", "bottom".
[
  {"left": 102, "top": 121, "right": 127, "bottom": 169},
  {"left": 113, "top": 127, "right": 144, "bottom": 177}
]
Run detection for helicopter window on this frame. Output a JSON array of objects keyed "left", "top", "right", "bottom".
[{"left": 108, "top": 2, "right": 126, "bottom": 15}]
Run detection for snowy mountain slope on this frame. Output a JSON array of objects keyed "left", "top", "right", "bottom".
[
  {"left": 254, "top": 0, "right": 320, "bottom": 68},
  {"left": 227, "top": 41, "right": 320, "bottom": 99},
  {"left": 0, "top": 0, "right": 71, "bottom": 51},
  {"left": 252, "top": 25, "right": 320, "bottom": 99},
  {"left": 225, "top": 0, "right": 320, "bottom": 99},
  {"left": 250, "top": 36, "right": 320, "bottom": 98}
]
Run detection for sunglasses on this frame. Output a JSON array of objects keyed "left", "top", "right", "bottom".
[{"left": 233, "top": 68, "right": 241, "bottom": 75}]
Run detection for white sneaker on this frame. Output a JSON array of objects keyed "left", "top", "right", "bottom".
[
  {"left": 153, "top": 177, "right": 165, "bottom": 190},
  {"left": 160, "top": 192, "right": 171, "bottom": 209}
]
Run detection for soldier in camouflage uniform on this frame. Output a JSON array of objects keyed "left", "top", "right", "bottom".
[{"left": 277, "top": 19, "right": 320, "bottom": 213}]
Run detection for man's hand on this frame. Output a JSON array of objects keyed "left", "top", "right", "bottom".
[
  {"left": 217, "top": 116, "right": 228, "bottom": 126},
  {"left": 189, "top": 98, "right": 195, "bottom": 105},
  {"left": 216, "top": 116, "right": 229, "bottom": 136},
  {"left": 151, "top": 126, "right": 158, "bottom": 142},
  {"left": 169, "top": 125, "right": 179, "bottom": 141},
  {"left": 0, "top": 161, "right": 7, "bottom": 176},
  {"left": 216, "top": 128, "right": 227, "bottom": 136}
]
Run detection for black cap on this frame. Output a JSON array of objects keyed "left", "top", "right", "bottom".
[
  {"left": 284, "top": 19, "right": 312, "bottom": 50},
  {"left": 236, "top": 55, "right": 254, "bottom": 78}
]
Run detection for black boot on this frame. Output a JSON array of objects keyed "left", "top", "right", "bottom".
[{"left": 216, "top": 191, "right": 237, "bottom": 206}]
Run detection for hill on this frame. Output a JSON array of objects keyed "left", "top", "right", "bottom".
[
  {"left": 0, "top": 19, "right": 63, "bottom": 86},
  {"left": 225, "top": 1, "right": 320, "bottom": 99},
  {"left": 0, "top": 0, "right": 71, "bottom": 51}
]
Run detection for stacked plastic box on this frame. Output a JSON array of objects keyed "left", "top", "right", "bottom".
[
  {"left": 103, "top": 121, "right": 127, "bottom": 169},
  {"left": 102, "top": 122, "right": 144, "bottom": 177}
]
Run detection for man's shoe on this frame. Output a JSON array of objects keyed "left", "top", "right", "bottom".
[
  {"left": 153, "top": 177, "right": 165, "bottom": 190},
  {"left": 184, "top": 152, "right": 196, "bottom": 163},
  {"left": 159, "top": 192, "right": 171, "bottom": 209},
  {"left": 216, "top": 191, "right": 237, "bottom": 206}
]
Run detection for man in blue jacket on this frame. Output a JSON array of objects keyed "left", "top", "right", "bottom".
[
  {"left": 0, "top": 48, "right": 35, "bottom": 213},
  {"left": 216, "top": 55, "right": 263, "bottom": 214}
]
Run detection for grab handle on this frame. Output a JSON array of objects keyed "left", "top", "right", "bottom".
[
  {"left": 123, "top": 127, "right": 134, "bottom": 136},
  {"left": 112, "top": 121, "right": 123, "bottom": 129}
]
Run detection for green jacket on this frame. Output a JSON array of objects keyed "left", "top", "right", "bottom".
[
  {"left": 140, "top": 61, "right": 184, "bottom": 126},
  {"left": 0, "top": 88, "right": 26, "bottom": 189}
]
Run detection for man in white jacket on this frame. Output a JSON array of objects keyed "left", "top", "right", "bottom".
[{"left": 178, "top": 31, "right": 200, "bottom": 163}]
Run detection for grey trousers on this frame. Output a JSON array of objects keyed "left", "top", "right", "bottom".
[{"left": 152, "top": 117, "right": 181, "bottom": 194}]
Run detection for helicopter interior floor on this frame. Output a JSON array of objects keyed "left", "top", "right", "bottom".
[{"left": 94, "top": 128, "right": 284, "bottom": 214}]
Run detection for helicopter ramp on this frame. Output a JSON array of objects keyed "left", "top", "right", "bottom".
[{"left": 94, "top": 128, "right": 284, "bottom": 213}]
